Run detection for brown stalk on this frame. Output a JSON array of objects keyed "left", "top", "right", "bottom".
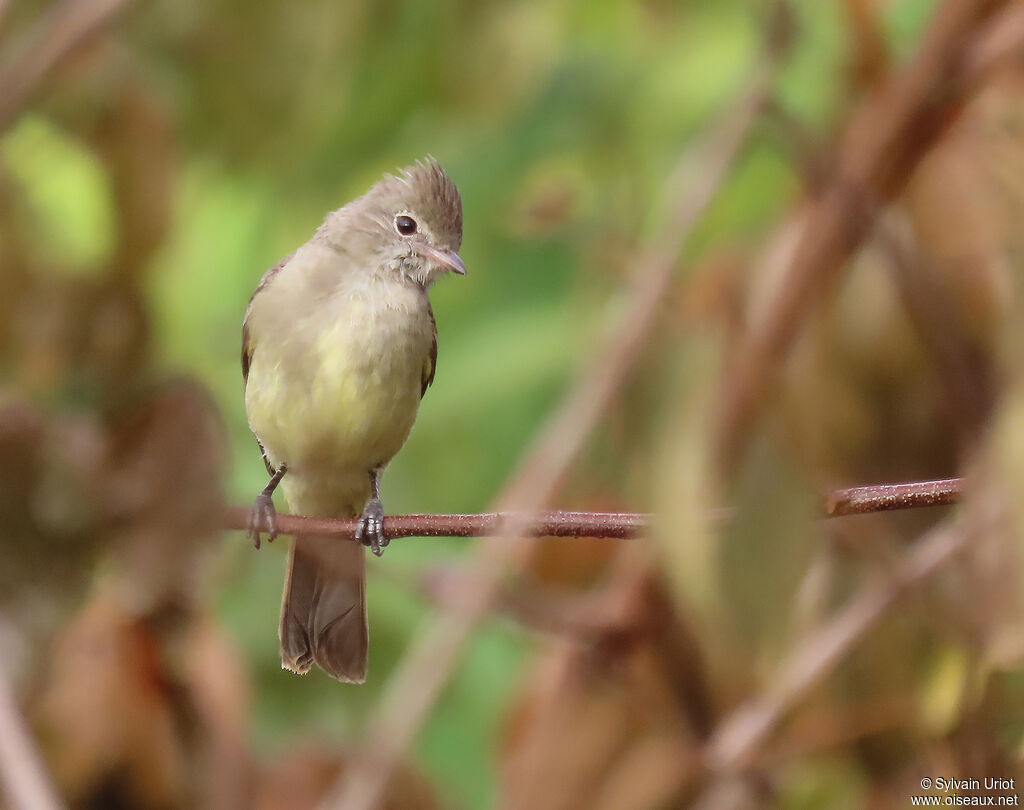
[
  {"left": 824, "top": 477, "right": 962, "bottom": 517},
  {"left": 226, "top": 508, "right": 649, "bottom": 541}
]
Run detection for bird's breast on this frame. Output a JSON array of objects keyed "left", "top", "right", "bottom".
[
  {"left": 311, "top": 293, "right": 429, "bottom": 456},
  {"left": 245, "top": 280, "right": 433, "bottom": 503}
]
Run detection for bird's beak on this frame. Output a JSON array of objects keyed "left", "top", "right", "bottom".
[{"left": 420, "top": 245, "right": 467, "bottom": 276}]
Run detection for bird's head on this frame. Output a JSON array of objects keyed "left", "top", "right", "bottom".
[{"left": 321, "top": 158, "right": 465, "bottom": 287}]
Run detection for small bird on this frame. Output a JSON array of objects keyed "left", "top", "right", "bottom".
[{"left": 242, "top": 159, "right": 464, "bottom": 682}]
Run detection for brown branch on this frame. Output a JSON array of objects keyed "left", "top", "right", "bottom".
[
  {"left": 0, "top": 669, "right": 66, "bottom": 810},
  {"left": 0, "top": 0, "right": 137, "bottom": 133},
  {"left": 224, "top": 477, "right": 963, "bottom": 540},
  {"left": 711, "top": 0, "right": 1010, "bottom": 477},
  {"left": 224, "top": 507, "right": 649, "bottom": 540},
  {"left": 824, "top": 476, "right": 962, "bottom": 517}
]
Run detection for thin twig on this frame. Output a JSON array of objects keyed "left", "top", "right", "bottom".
[
  {"left": 225, "top": 507, "right": 649, "bottom": 540},
  {"left": 319, "top": 17, "right": 790, "bottom": 810},
  {"left": 824, "top": 477, "right": 962, "bottom": 517},
  {"left": 0, "top": 669, "right": 66, "bottom": 810},
  {"left": 0, "top": 0, "right": 137, "bottom": 132},
  {"left": 224, "top": 477, "right": 962, "bottom": 540}
]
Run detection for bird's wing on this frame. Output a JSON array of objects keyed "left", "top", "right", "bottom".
[
  {"left": 241, "top": 251, "right": 295, "bottom": 387},
  {"left": 421, "top": 303, "right": 438, "bottom": 398}
]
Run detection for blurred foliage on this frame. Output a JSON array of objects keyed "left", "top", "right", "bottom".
[{"left": 5, "top": 0, "right": 1024, "bottom": 808}]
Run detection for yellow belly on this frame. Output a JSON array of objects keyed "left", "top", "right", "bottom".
[{"left": 245, "top": 292, "right": 432, "bottom": 517}]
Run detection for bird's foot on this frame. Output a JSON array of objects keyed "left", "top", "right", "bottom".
[
  {"left": 247, "top": 492, "right": 278, "bottom": 550},
  {"left": 356, "top": 497, "right": 387, "bottom": 557}
]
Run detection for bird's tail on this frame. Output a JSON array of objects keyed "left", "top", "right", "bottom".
[{"left": 279, "top": 534, "right": 368, "bottom": 683}]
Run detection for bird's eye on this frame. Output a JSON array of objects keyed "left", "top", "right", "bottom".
[{"left": 395, "top": 215, "right": 417, "bottom": 236}]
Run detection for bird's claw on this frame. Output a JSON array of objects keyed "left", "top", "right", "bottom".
[
  {"left": 356, "top": 497, "right": 387, "bottom": 557},
  {"left": 247, "top": 492, "right": 278, "bottom": 550}
]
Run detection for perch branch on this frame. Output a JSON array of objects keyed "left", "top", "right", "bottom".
[
  {"left": 224, "top": 507, "right": 649, "bottom": 540},
  {"left": 224, "top": 477, "right": 963, "bottom": 540}
]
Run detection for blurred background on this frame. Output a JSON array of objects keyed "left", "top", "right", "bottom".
[{"left": 3, "top": 0, "right": 1024, "bottom": 808}]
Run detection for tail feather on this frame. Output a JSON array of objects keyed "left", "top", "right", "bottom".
[{"left": 280, "top": 534, "right": 368, "bottom": 683}]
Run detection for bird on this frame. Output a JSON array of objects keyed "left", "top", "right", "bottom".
[{"left": 241, "top": 158, "right": 464, "bottom": 682}]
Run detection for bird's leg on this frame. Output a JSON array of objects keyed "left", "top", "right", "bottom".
[
  {"left": 248, "top": 463, "right": 287, "bottom": 549},
  {"left": 356, "top": 468, "right": 387, "bottom": 557}
]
